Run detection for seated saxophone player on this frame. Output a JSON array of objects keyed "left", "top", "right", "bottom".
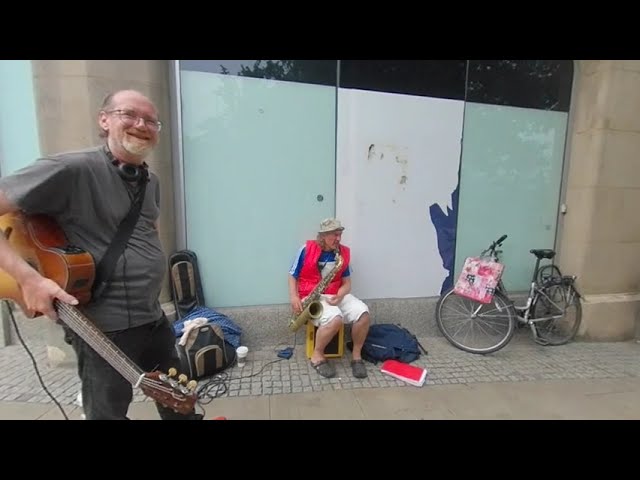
[{"left": 288, "top": 218, "right": 370, "bottom": 379}]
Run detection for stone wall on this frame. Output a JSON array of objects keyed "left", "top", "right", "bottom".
[{"left": 557, "top": 60, "right": 640, "bottom": 340}]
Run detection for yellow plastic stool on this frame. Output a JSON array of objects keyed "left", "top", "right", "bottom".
[{"left": 305, "top": 321, "right": 344, "bottom": 359}]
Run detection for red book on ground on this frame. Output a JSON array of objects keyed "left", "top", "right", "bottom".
[{"left": 380, "top": 359, "right": 427, "bottom": 387}]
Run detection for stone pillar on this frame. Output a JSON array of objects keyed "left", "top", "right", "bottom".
[
  {"left": 30, "top": 60, "right": 177, "bottom": 366},
  {"left": 557, "top": 60, "right": 640, "bottom": 341}
]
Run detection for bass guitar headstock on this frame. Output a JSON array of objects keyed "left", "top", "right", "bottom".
[{"left": 138, "top": 368, "right": 198, "bottom": 415}]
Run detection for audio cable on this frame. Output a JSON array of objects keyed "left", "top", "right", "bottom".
[{"left": 4, "top": 300, "right": 69, "bottom": 420}]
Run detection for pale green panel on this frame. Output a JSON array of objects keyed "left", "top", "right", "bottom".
[
  {"left": 455, "top": 103, "right": 568, "bottom": 292},
  {"left": 0, "top": 60, "right": 40, "bottom": 175},
  {"left": 180, "top": 71, "right": 336, "bottom": 307}
]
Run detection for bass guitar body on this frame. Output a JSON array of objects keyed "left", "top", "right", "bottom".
[{"left": 0, "top": 212, "right": 94, "bottom": 315}]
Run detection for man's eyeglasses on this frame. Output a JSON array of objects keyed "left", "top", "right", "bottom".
[{"left": 105, "top": 109, "right": 162, "bottom": 131}]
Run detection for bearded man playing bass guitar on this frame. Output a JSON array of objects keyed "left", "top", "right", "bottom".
[
  {"left": 288, "top": 218, "right": 371, "bottom": 379},
  {"left": 0, "top": 89, "right": 203, "bottom": 420}
]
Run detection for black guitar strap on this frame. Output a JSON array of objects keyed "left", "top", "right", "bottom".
[{"left": 91, "top": 179, "right": 147, "bottom": 302}]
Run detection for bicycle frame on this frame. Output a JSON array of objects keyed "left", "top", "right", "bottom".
[{"left": 482, "top": 237, "right": 578, "bottom": 328}]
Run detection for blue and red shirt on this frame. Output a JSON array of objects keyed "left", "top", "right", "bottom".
[{"left": 289, "top": 240, "right": 351, "bottom": 297}]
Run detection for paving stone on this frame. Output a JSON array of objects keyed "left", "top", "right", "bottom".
[{"left": 2, "top": 332, "right": 640, "bottom": 404}]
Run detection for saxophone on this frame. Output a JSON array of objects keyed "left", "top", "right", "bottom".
[{"left": 289, "top": 249, "right": 343, "bottom": 332}]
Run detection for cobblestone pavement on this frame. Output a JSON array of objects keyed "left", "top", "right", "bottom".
[{"left": 2, "top": 323, "right": 640, "bottom": 407}]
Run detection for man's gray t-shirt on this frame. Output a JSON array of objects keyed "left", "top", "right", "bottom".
[{"left": 0, "top": 145, "right": 166, "bottom": 332}]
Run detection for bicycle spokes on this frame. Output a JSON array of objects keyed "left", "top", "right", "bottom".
[
  {"left": 532, "top": 284, "right": 581, "bottom": 345},
  {"left": 436, "top": 290, "right": 516, "bottom": 354}
]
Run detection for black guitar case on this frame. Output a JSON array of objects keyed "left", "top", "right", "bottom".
[{"left": 168, "top": 250, "right": 206, "bottom": 320}]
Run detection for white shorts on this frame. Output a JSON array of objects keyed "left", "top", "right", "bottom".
[{"left": 311, "top": 294, "right": 369, "bottom": 328}]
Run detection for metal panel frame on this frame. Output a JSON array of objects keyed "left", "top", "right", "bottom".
[{"left": 168, "top": 60, "right": 187, "bottom": 251}]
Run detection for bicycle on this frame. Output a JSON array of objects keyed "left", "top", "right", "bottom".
[{"left": 435, "top": 234, "right": 582, "bottom": 354}]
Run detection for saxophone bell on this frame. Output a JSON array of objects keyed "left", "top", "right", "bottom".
[{"left": 289, "top": 299, "right": 323, "bottom": 332}]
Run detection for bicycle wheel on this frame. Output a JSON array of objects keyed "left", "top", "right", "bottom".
[
  {"left": 435, "top": 288, "right": 516, "bottom": 354},
  {"left": 531, "top": 282, "right": 582, "bottom": 345},
  {"left": 536, "top": 264, "right": 562, "bottom": 286}
]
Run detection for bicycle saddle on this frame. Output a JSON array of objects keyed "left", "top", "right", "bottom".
[{"left": 530, "top": 249, "right": 556, "bottom": 259}]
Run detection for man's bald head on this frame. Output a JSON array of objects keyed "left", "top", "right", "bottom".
[{"left": 101, "top": 90, "right": 157, "bottom": 116}]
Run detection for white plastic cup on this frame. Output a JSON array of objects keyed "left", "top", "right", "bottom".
[{"left": 236, "top": 346, "right": 248, "bottom": 367}]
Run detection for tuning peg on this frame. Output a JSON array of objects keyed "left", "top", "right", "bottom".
[
  {"left": 167, "top": 367, "right": 177, "bottom": 377},
  {"left": 178, "top": 374, "right": 188, "bottom": 384},
  {"left": 187, "top": 380, "right": 198, "bottom": 391}
]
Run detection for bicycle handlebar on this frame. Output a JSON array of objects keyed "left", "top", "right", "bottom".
[
  {"left": 495, "top": 234, "right": 507, "bottom": 245},
  {"left": 482, "top": 234, "right": 508, "bottom": 257}
]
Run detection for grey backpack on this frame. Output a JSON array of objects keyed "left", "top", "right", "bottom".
[{"left": 176, "top": 323, "right": 236, "bottom": 379}]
